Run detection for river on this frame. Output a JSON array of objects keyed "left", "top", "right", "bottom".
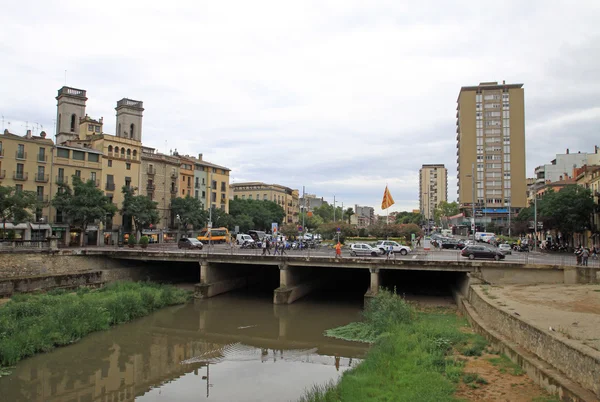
[{"left": 0, "top": 288, "right": 369, "bottom": 402}]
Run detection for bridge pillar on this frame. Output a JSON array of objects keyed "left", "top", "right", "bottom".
[
  {"left": 194, "top": 260, "right": 252, "bottom": 299},
  {"left": 273, "top": 263, "right": 320, "bottom": 305},
  {"left": 364, "top": 268, "right": 380, "bottom": 303}
]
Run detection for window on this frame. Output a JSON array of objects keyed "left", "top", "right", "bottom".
[
  {"left": 263, "top": 194, "right": 268, "bottom": 200},
  {"left": 91, "top": 172, "right": 96, "bottom": 182},
  {"left": 57, "top": 148, "right": 69, "bottom": 158},
  {"left": 476, "top": 112, "right": 483, "bottom": 120},
  {"left": 187, "top": 176, "right": 191, "bottom": 186},
  {"left": 212, "top": 168, "right": 216, "bottom": 173},
  {"left": 17, "top": 144, "right": 25, "bottom": 159},
  {"left": 212, "top": 180, "right": 217, "bottom": 189},
  {"left": 195, "top": 190, "right": 199, "bottom": 199},
  {"left": 476, "top": 138, "right": 483, "bottom": 145},
  {"left": 16, "top": 163, "right": 24, "bottom": 175},
  {"left": 0, "top": 141, "right": 2, "bottom": 155},
  {"left": 58, "top": 168, "right": 65, "bottom": 179},
  {"left": 129, "top": 124, "right": 135, "bottom": 138},
  {"left": 476, "top": 129, "right": 483, "bottom": 137},
  {"left": 202, "top": 178, "right": 205, "bottom": 185},
  {"left": 476, "top": 121, "right": 483, "bottom": 128},
  {"left": 211, "top": 192, "right": 217, "bottom": 202},
  {"left": 221, "top": 182, "right": 226, "bottom": 191},
  {"left": 476, "top": 103, "right": 482, "bottom": 110},
  {"left": 127, "top": 149, "right": 131, "bottom": 158},
  {"left": 133, "top": 150, "right": 137, "bottom": 159},
  {"left": 476, "top": 94, "right": 482, "bottom": 102},
  {"left": 108, "top": 160, "right": 112, "bottom": 167},
  {"left": 485, "top": 120, "right": 501, "bottom": 126},
  {"left": 88, "top": 153, "right": 99, "bottom": 162},
  {"left": 241, "top": 195, "right": 245, "bottom": 200},
  {"left": 485, "top": 111, "right": 501, "bottom": 117},
  {"left": 16, "top": 184, "right": 23, "bottom": 192},
  {"left": 70, "top": 114, "right": 76, "bottom": 132},
  {"left": 256, "top": 193, "right": 260, "bottom": 200},
  {"left": 503, "top": 111, "right": 510, "bottom": 118},
  {"left": 126, "top": 163, "right": 131, "bottom": 170},
  {"left": 504, "top": 154, "right": 511, "bottom": 162},
  {"left": 72, "top": 150, "right": 85, "bottom": 161},
  {"left": 484, "top": 94, "right": 500, "bottom": 101},
  {"left": 125, "top": 177, "right": 131, "bottom": 189},
  {"left": 88, "top": 124, "right": 93, "bottom": 132},
  {"left": 95, "top": 126, "right": 100, "bottom": 133},
  {"left": 504, "top": 163, "right": 511, "bottom": 171},
  {"left": 504, "top": 145, "right": 510, "bottom": 153},
  {"left": 120, "top": 148, "right": 125, "bottom": 157},
  {"left": 38, "top": 147, "right": 46, "bottom": 162},
  {"left": 504, "top": 180, "right": 511, "bottom": 189}
]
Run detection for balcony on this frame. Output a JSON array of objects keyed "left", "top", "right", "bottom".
[
  {"left": 105, "top": 182, "right": 116, "bottom": 191},
  {"left": 13, "top": 172, "right": 28, "bottom": 181},
  {"left": 195, "top": 183, "right": 200, "bottom": 189},
  {"left": 34, "top": 173, "right": 49, "bottom": 183},
  {"left": 147, "top": 167, "right": 156, "bottom": 176},
  {"left": 89, "top": 179, "right": 100, "bottom": 187},
  {"left": 147, "top": 184, "right": 156, "bottom": 192},
  {"left": 15, "top": 151, "right": 27, "bottom": 160},
  {"left": 56, "top": 176, "right": 67, "bottom": 184},
  {"left": 37, "top": 154, "right": 48, "bottom": 163},
  {"left": 170, "top": 172, "right": 178, "bottom": 179},
  {"left": 170, "top": 186, "right": 178, "bottom": 194},
  {"left": 0, "top": 170, "right": 5, "bottom": 179},
  {"left": 37, "top": 195, "right": 49, "bottom": 203}
]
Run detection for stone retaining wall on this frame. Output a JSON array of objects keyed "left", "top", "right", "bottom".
[
  {"left": 467, "top": 285, "right": 600, "bottom": 398},
  {"left": 0, "top": 271, "right": 104, "bottom": 297}
]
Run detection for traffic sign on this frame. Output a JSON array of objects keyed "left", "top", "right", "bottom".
[
  {"left": 336, "top": 227, "right": 341, "bottom": 233},
  {"left": 298, "top": 225, "right": 303, "bottom": 233}
]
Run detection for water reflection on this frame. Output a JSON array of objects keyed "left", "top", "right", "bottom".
[{"left": 0, "top": 292, "right": 367, "bottom": 402}]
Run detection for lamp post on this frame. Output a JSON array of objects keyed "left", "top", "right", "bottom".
[
  {"left": 533, "top": 193, "right": 537, "bottom": 251},
  {"left": 466, "top": 163, "right": 476, "bottom": 242}
]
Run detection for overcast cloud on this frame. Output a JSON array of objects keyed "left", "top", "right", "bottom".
[{"left": 1, "top": 0, "right": 599, "bottom": 214}]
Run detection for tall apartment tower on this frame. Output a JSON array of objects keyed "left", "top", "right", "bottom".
[
  {"left": 55, "top": 86, "right": 87, "bottom": 144},
  {"left": 419, "top": 164, "right": 448, "bottom": 220},
  {"left": 115, "top": 98, "right": 144, "bottom": 142},
  {"left": 456, "top": 82, "right": 526, "bottom": 213}
]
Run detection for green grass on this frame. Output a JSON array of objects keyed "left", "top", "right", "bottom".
[
  {"left": 305, "top": 289, "right": 487, "bottom": 402},
  {"left": 487, "top": 354, "right": 525, "bottom": 376},
  {"left": 0, "top": 281, "right": 191, "bottom": 367}
]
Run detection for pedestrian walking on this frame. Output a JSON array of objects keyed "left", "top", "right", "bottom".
[
  {"left": 581, "top": 247, "right": 590, "bottom": 266},
  {"left": 575, "top": 246, "right": 582, "bottom": 265},
  {"left": 262, "top": 239, "right": 271, "bottom": 255},
  {"left": 334, "top": 242, "right": 342, "bottom": 260},
  {"left": 273, "top": 240, "right": 280, "bottom": 255},
  {"left": 280, "top": 241, "right": 287, "bottom": 255},
  {"left": 416, "top": 236, "right": 421, "bottom": 247},
  {"left": 592, "top": 246, "right": 598, "bottom": 260}
]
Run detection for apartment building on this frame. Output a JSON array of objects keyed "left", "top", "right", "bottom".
[
  {"left": 0, "top": 129, "right": 54, "bottom": 240},
  {"left": 352, "top": 205, "right": 375, "bottom": 228},
  {"left": 419, "top": 164, "right": 447, "bottom": 220},
  {"left": 179, "top": 153, "right": 231, "bottom": 213},
  {"left": 231, "top": 182, "right": 299, "bottom": 224},
  {"left": 456, "top": 81, "right": 527, "bottom": 228},
  {"left": 141, "top": 146, "right": 180, "bottom": 238}
]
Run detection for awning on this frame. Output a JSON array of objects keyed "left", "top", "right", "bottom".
[
  {"left": 0, "top": 223, "right": 29, "bottom": 230},
  {"left": 86, "top": 225, "right": 99, "bottom": 231},
  {"left": 30, "top": 223, "right": 52, "bottom": 231}
]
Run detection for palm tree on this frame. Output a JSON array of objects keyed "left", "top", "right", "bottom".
[{"left": 345, "top": 207, "right": 355, "bottom": 224}]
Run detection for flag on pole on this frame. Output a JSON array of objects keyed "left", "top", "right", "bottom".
[{"left": 381, "top": 185, "right": 395, "bottom": 210}]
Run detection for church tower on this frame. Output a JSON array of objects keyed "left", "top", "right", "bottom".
[
  {"left": 55, "top": 86, "right": 87, "bottom": 144},
  {"left": 115, "top": 98, "right": 144, "bottom": 142}
]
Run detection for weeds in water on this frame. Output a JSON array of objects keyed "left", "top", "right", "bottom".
[
  {"left": 487, "top": 354, "right": 525, "bottom": 376},
  {"left": 0, "top": 282, "right": 191, "bottom": 368},
  {"left": 297, "top": 380, "right": 339, "bottom": 402}
]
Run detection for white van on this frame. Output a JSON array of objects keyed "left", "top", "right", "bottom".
[
  {"left": 475, "top": 232, "right": 495, "bottom": 242},
  {"left": 236, "top": 234, "right": 254, "bottom": 244},
  {"left": 441, "top": 229, "right": 453, "bottom": 237}
]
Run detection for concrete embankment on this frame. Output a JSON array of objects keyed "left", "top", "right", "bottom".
[{"left": 455, "top": 276, "right": 600, "bottom": 401}]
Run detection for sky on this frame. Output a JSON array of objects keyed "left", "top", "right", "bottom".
[{"left": 1, "top": 0, "right": 599, "bottom": 214}]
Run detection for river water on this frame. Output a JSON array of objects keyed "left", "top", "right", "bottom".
[{"left": 0, "top": 289, "right": 368, "bottom": 402}]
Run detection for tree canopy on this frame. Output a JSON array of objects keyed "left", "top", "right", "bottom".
[
  {"left": 0, "top": 185, "right": 40, "bottom": 238},
  {"left": 394, "top": 211, "right": 423, "bottom": 225},
  {"left": 434, "top": 201, "right": 460, "bottom": 225},
  {"left": 228, "top": 198, "right": 285, "bottom": 231},
  {"left": 52, "top": 177, "right": 117, "bottom": 245},
  {"left": 121, "top": 186, "right": 159, "bottom": 236},
  {"left": 170, "top": 196, "right": 207, "bottom": 235},
  {"left": 516, "top": 185, "right": 595, "bottom": 236}
]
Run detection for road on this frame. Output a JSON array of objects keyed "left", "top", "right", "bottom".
[{"left": 107, "top": 242, "right": 599, "bottom": 267}]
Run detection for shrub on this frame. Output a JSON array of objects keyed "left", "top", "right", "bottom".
[
  {"left": 139, "top": 236, "right": 149, "bottom": 246},
  {"left": 127, "top": 235, "right": 137, "bottom": 246},
  {"left": 363, "top": 288, "right": 415, "bottom": 334}
]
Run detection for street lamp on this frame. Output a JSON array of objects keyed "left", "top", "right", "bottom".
[{"left": 466, "top": 163, "right": 476, "bottom": 242}]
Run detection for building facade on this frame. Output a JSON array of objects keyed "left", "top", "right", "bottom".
[
  {"left": 0, "top": 129, "right": 54, "bottom": 240},
  {"left": 419, "top": 164, "right": 447, "bottom": 220},
  {"left": 231, "top": 182, "right": 299, "bottom": 223},
  {"left": 352, "top": 205, "right": 375, "bottom": 228},
  {"left": 457, "top": 81, "right": 527, "bottom": 223},
  {"left": 534, "top": 149, "right": 589, "bottom": 187}
]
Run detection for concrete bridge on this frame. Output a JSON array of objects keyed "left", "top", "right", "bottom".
[{"left": 75, "top": 249, "right": 599, "bottom": 304}]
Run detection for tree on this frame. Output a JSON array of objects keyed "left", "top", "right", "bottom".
[
  {"left": 394, "top": 211, "right": 423, "bottom": 225},
  {"left": 121, "top": 186, "right": 159, "bottom": 238},
  {"left": 344, "top": 207, "right": 354, "bottom": 224},
  {"left": 281, "top": 223, "right": 299, "bottom": 239},
  {"left": 170, "top": 196, "right": 208, "bottom": 236},
  {"left": 209, "top": 207, "right": 235, "bottom": 230},
  {"left": 298, "top": 212, "right": 323, "bottom": 231},
  {"left": 52, "top": 177, "right": 117, "bottom": 246},
  {"left": 538, "top": 186, "right": 595, "bottom": 240},
  {"left": 228, "top": 198, "right": 285, "bottom": 231},
  {"left": 434, "top": 201, "right": 459, "bottom": 226},
  {"left": 0, "top": 185, "right": 40, "bottom": 239}
]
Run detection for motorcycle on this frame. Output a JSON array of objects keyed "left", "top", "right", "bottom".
[{"left": 240, "top": 241, "right": 256, "bottom": 249}]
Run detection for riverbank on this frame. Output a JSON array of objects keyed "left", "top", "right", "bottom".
[
  {"left": 0, "top": 281, "right": 191, "bottom": 369},
  {"left": 299, "top": 290, "right": 557, "bottom": 402}
]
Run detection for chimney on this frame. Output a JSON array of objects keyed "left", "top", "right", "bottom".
[
  {"left": 40, "top": 131, "right": 46, "bottom": 138},
  {"left": 559, "top": 175, "right": 563, "bottom": 181},
  {"left": 502, "top": 80, "right": 505, "bottom": 85},
  {"left": 26, "top": 130, "right": 32, "bottom": 138},
  {"left": 100, "top": 117, "right": 103, "bottom": 123},
  {"left": 198, "top": 153, "right": 203, "bottom": 161},
  {"left": 566, "top": 148, "right": 569, "bottom": 154}
]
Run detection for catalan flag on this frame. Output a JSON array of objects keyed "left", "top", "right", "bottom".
[{"left": 381, "top": 185, "right": 395, "bottom": 210}]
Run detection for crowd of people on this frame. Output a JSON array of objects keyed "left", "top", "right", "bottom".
[{"left": 574, "top": 246, "right": 598, "bottom": 266}]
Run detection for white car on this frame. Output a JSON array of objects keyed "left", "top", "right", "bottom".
[
  {"left": 498, "top": 243, "right": 512, "bottom": 255},
  {"left": 374, "top": 240, "right": 411, "bottom": 255},
  {"left": 349, "top": 243, "right": 381, "bottom": 257}
]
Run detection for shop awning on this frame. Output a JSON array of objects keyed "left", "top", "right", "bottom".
[
  {"left": 30, "top": 223, "right": 52, "bottom": 231},
  {"left": 0, "top": 223, "right": 29, "bottom": 230}
]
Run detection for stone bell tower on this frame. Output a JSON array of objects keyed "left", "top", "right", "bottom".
[
  {"left": 115, "top": 98, "right": 144, "bottom": 142},
  {"left": 55, "top": 86, "right": 87, "bottom": 144}
]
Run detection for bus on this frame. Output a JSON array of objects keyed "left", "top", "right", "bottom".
[{"left": 197, "top": 227, "right": 230, "bottom": 244}]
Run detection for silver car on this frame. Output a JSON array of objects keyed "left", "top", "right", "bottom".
[
  {"left": 349, "top": 243, "right": 381, "bottom": 257},
  {"left": 498, "top": 243, "right": 512, "bottom": 255}
]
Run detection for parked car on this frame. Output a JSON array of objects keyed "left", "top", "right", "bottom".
[
  {"left": 461, "top": 245, "right": 505, "bottom": 261},
  {"left": 440, "top": 239, "right": 460, "bottom": 249},
  {"left": 374, "top": 240, "right": 411, "bottom": 255},
  {"left": 178, "top": 237, "right": 204, "bottom": 250},
  {"left": 349, "top": 243, "right": 381, "bottom": 257},
  {"left": 456, "top": 239, "right": 467, "bottom": 249},
  {"left": 498, "top": 243, "right": 512, "bottom": 255},
  {"left": 236, "top": 234, "right": 254, "bottom": 245}
]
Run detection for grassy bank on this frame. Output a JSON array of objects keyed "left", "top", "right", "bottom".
[
  {"left": 300, "top": 290, "right": 486, "bottom": 402},
  {"left": 0, "top": 282, "right": 191, "bottom": 368}
]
